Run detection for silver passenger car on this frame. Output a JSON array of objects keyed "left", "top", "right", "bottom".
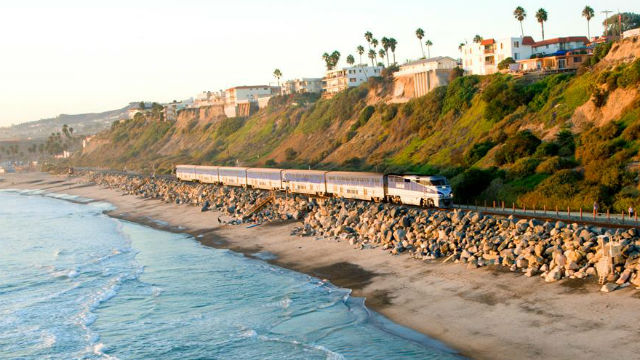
[
  {"left": 176, "top": 165, "right": 197, "bottom": 181},
  {"left": 282, "top": 169, "right": 327, "bottom": 195},
  {"left": 194, "top": 166, "right": 219, "bottom": 184},
  {"left": 218, "top": 166, "right": 248, "bottom": 187},
  {"left": 325, "top": 171, "right": 385, "bottom": 201},
  {"left": 247, "top": 168, "right": 283, "bottom": 190}
]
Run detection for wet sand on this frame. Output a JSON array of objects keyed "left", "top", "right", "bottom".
[{"left": 3, "top": 172, "right": 640, "bottom": 360}]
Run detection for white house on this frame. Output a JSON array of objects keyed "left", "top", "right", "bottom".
[
  {"left": 395, "top": 56, "right": 458, "bottom": 77},
  {"left": 281, "top": 78, "right": 323, "bottom": 95},
  {"left": 193, "top": 91, "right": 225, "bottom": 107},
  {"left": 394, "top": 56, "right": 459, "bottom": 99},
  {"left": 322, "top": 65, "right": 383, "bottom": 97},
  {"left": 461, "top": 36, "right": 535, "bottom": 75},
  {"left": 225, "top": 85, "right": 279, "bottom": 105},
  {"left": 530, "top": 36, "right": 590, "bottom": 56},
  {"left": 223, "top": 85, "right": 279, "bottom": 117}
]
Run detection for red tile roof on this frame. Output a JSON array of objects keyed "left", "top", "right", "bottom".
[
  {"left": 522, "top": 36, "right": 535, "bottom": 45},
  {"left": 532, "top": 36, "right": 589, "bottom": 48},
  {"left": 480, "top": 39, "right": 495, "bottom": 45}
]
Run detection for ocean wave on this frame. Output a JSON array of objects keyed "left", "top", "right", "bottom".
[
  {"left": 39, "top": 330, "right": 56, "bottom": 349},
  {"left": 256, "top": 334, "right": 345, "bottom": 360}
]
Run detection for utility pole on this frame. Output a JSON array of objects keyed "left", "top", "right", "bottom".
[
  {"left": 602, "top": 10, "right": 613, "bottom": 38},
  {"left": 618, "top": 10, "right": 623, "bottom": 40}
]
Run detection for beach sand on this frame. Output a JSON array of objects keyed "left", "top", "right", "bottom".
[{"left": 3, "top": 172, "right": 640, "bottom": 360}]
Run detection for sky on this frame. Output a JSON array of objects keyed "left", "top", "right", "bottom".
[{"left": 0, "top": 0, "right": 637, "bottom": 127}]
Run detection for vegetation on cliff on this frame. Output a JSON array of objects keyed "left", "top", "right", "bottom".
[{"left": 75, "top": 38, "right": 640, "bottom": 212}]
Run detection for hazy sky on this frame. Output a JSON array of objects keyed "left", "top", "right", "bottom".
[{"left": 0, "top": 0, "right": 636, "bottom": 126}]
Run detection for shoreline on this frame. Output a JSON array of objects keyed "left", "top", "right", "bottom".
[{"left": 3, "top": 172, "right": 640, "bottom": 360}]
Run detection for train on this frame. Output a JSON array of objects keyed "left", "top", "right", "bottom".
[{"left": 175, "top": 165, "right": 454, "bottom": 207}]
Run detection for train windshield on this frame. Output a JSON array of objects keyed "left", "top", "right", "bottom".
[{"left": 419, "top": 179, "right": 448, "bottom": 186}]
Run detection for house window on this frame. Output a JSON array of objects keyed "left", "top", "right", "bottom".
[
  {"left": 514, "top": 41, "right": 520, "bottom": 48},
  {"left": 500, "top": 43, "right": 503, "bottom": 49},
  {"left": 573, "top": 56, "right": 582, "bottom": 62},
  {"left": 350, "top": 78, "right": 357, "bottom": 82},
  {"left": 514, "top": 53, "right": 519, "bottom": 60}
]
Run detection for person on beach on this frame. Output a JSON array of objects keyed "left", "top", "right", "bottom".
[
  {"left": 593, "top": 201, "right": 598, "bottom": 215},
  {"left": 629, "top": 206, "right": 635, "bottom": 218}
]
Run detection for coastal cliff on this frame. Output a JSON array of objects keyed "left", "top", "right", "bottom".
[{"left": 74, "top": 38, "right": 640, "bottom": 211}]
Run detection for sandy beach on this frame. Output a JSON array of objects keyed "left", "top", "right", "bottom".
[{"left": 3, "top": 172, "right": 640, "bottom": 360}]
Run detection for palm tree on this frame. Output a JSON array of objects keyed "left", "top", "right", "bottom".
[
  {"left": 389, "top": 38, "right": 397, "bottom": 64},
  {"left": 364, "top": 31, "right": 373, "bottom": 50},
  {"left": 536, "top": 8, "right": 548, "bottom": 40},
  {"left": 473, "top": 35, "right": 483, "bottom": 43},
  {"left": 346, "top": 54, "right": 355, "bottom": 66},
  {"left": 357, "top": 45, "right": 365, "bottom": 65},
  {"left": 273, "top": 68, "right": 282, "bottom": 87},
  {"left": 371, "top": 38, "right": 378, "bottom": 50},
  {"left": 582, "top": 6, "right": 595, "bottom": 39},
  {"left": 378, "top": 49, "right": 386, "bottom": 65},
  {"left": 458, "top": 42, "right": 465, "bottom": 51},
  {"left": 381, "top": 37, "right": 390, "bottom": 66},
  {"left": 425, "top": 40, "right": 433, "bottom": 58},
  {"left": 513, "top": 6, "right": 527, "bottom": 38},
  {"left": 322, "top": 52, "right": 331, "bottom": 70},
  {"left": 367, "top": 49, "right": 376, "bottom": 66},
  {"left": 330, "top": 50, "right": 341, "bottom": 69},
  {"left": 416, "top": 28, "right": 425, "bottom": 58}
]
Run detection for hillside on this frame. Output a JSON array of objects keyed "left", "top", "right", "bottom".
[
  {"left": 0, "top": 104, "right": 135, "bottom": 140},
  {"left": 76, "top": 37, "right": 640, "bottom": 212}
]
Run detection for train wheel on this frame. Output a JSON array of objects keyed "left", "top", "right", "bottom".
[{"left": 427, "top": 199, "right": 435, "bottom": 208}]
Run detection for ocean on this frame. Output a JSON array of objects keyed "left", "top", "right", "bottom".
[{"left": 0, "top": 190, "right": 461, "bottom": 359}]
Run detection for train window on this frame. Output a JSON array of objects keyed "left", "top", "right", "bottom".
[{"left": 404, "top": 178, "right": 410, "bottom": 183}]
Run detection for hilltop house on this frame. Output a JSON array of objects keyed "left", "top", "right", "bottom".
[
  {"left": 517, "top": 37, "right": 591, "bottom": 73},
  {"left": 394, "top": 56, "right": 458, "bottom": 98},
  {"left": 322, "top": 65, "right": 383, "bottom": 98},
  {"left": 461, "top": 36, "right": 535, "bottom": 75},
  {"left": 281, "top": 78, "right": 323, "bottom": 95},
  {"left": 530, "top": 36, "right": 589, "bottom": 56},
  {"left": 224, "top": 85, "right": 280, "bottom": 117},
  {"left": 193, "top": 91, "right": 225, "bottom": 107}
]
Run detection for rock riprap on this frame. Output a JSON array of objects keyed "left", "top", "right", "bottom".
[{"left": 84, "top": 171, "right": 640, "bottom": 292}]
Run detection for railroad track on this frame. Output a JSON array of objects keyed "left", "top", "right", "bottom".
[{"left": 74, "top": 168, "right": 639, "bottom": 229}]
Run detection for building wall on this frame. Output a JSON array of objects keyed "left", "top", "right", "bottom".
[
  {"left": 322, "top": 66, "right": 382, "bottom": 96},
  {"left": 395, "top": 57, "right": 458, "bottom": 77},
  {"left": 518, "top": 53, "right": 592, "bottom": 71},
  {"left": 282, "top": 78, "right": 323, "bottom": 95},
  {"left": 461, "top": 37, "right": 533, "bottom": 75},
  {"left": 532, "top": 40, "right": 588, "bottom": 55},
  {"left": 411, "top": 69, "right": 451, "bottom": 98}
]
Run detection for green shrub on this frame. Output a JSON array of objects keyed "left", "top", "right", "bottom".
[
  {"left": 497, "top": 57, "right": 515, "bottom": 70},
  {"left": 450, "top": 167, "right": 499, "bottom": 202},
  {"left": 441, "top": 75, "right": 480, "bottom": 115},
  {"left": 555, "top": 129, "right": 575, "bottom": 157},
  {"left": 284, "top": 147, "right": 297, "bottom": 161},
  {"left": 617, "top": 59, "right": 640, "bottom": 88},
  {"left": 591, "top": 88, "right": 608, "bottom": 107},
  {"left": 265, "top": 159, "right": 277, "bottom": 167},
  {"left": 406, "top": 87, "right": 446, "bottom": 132},
  {"left": 589, "top": 42, "right": 613, "bottom": 66},
  {"left": 464, "top": 141, "right": 495, "bottom": 165},
  {"left": 217, "top": 117, "right": 245, "bottom": 137},
  {"left": 535, "top": 156, "right": 576, "bottom": 174},
  {"left": 380, "top": 104, "right": 398, "bottom": 124},
  {"left": 494, "top": 130, "right": 541, "bottom": 164},
  {"left": 533, "top": 142, "right": 559, "bottom": 157},
  {"left": 507, "top": 157, "right": 541, "bottom": 180}
]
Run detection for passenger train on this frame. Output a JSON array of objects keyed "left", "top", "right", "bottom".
[{"left": 176, "top": 165, "right": 453, "bottom": 207}]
